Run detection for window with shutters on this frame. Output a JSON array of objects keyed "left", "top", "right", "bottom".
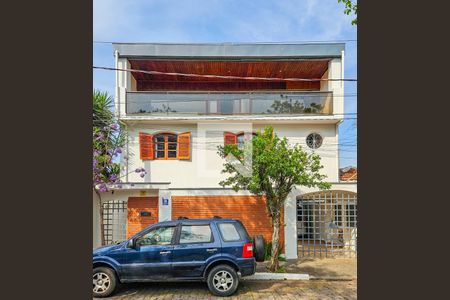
[
  {"left": 224, "top": 132, "right": 256, "bottom": 149},
  {"left": 139, "top": 132, "right": 190, "bottom": 161}
]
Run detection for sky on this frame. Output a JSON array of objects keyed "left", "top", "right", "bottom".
[{"left": 93, "top": 0, "right": 357, "bottom": 167}]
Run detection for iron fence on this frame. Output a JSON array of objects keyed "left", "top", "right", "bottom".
[
  {"left": 102, "top": 200, "right": 127, "bottom": 245},
  {"left": 297, "top": 191, "right": 357, "bottom": 258}
]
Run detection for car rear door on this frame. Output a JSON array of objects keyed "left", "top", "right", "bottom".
[{"left": 171, "top": 223, "right": 220, "bottom": 278}]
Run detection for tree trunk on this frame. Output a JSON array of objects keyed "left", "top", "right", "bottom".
[
  {"left": 268, "top": 213, "right": 281, "bottom": 272},
  {"left": 94, "top": 189, "right": 105, "bottom": 246}
]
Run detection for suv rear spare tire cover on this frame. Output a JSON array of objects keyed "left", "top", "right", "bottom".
[{"left": 253, "top": 235, "right": 265, "bottom": 262}]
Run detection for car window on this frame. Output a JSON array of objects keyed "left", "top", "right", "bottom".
[
  {"left": 218, "top": 223, "right": 241, "bottom": 241},
  {"left": 179, "top": 225, "right": 212, "bottom": 244},
  {"left": 136, "top": 226, "right": 175, "bottom": 246}
]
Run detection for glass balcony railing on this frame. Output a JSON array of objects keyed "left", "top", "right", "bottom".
[{"left": 125, "top": 91, "right": 333, "bottom": 116}]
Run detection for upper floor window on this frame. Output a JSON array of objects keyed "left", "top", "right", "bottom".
[
  {"left": 139, "top": 132, "right": 191, "bottom": 160},
  {"left": 306, "top": 133, "right": 323, "bottom": 149},
  {"left": 224, "top": 132, "right": 256, "bottom": 149},
  {"left": 154, "top": 133, "right": 178, "bottom": 159}
]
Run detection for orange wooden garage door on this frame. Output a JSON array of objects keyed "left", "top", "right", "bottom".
[
  {"left": 172, "top": 195, "right": 284, "bottom": 249},
  {"left": 127, "top": 197, "right": 158, "bottom": 238}
]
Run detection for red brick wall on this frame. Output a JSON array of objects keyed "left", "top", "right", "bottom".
[
  {"left": 127, "top": 197, "right": 159, "bottom": 238},
  {"left": 172, "top": 195, "right": 284, "bottom": 250}
]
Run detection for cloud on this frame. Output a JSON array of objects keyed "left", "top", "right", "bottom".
[{"left": 94, "top": 0, "right": 356, "bottom": 42}]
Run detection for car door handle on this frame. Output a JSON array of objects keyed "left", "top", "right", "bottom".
[
  {"left": 159, "top": 250, "right": 171, "bottom": 254},
  {"left": 206, "top": 248, "right": 218, "bottom": 252}
]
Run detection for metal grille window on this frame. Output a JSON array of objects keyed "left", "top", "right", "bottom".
[
  {"left": 297, "top": 191, "right": 357, "bottom": 258},
  {"left": 334, "top": 204, "right": 343, "bottom": 226},
  {"left": 347, "top": 204, "right": 357, "bottom": 227},
  {"left": 102, "top": 200, "right": 127, "bottom": 245}
]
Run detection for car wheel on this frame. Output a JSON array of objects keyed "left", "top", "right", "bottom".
[
  {"left": 207, "top": 264, "right": 239, "bottom": 297},
  {"left": 253, "top": 235, "right": 265, "bottom": 262},
  {"left": 93, "top": 267, "right": 117, "bottom": 298}
]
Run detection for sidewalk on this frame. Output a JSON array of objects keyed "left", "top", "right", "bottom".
[{"left": 256, "top": 257, "right": 357, "bottom": 280}]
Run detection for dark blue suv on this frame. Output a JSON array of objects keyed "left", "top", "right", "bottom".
[{"left": 93, "top": 217, "right": 265, "bottom": 297}]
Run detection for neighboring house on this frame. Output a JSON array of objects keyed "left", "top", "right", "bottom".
[
  {"left": 93, "top": 43, "right": 357, "bottom": 259},
  {"left": 340, "top": 166, "right": 358, "bottom": 182}
]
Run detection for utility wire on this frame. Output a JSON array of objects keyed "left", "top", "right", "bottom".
[
  {"left": 93, "top": 39, "right": 357, "bottom": 44},
  {"left": 93, "top": 66, "right": 357, "bottom": 82}
]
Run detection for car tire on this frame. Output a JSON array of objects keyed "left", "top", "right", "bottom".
[
  {"left": 206, "top": 264, "right": 239, "bottom": 297},
  {"left": 93, "top": 267, "right": 117, "bottom": 298},
  {"left": 253, "top": 235, "right": 265, "bottom": 262}
]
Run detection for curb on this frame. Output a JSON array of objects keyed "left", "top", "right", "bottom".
[
  {"left": 242, "top": 272, "right": 310, "bottom": 281},
  {"left": 310, "top": 276, "right": 355, "bottom": 281}
]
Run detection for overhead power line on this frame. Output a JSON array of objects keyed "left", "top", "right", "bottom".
[
  {"left": 93, "top": 66, "right": 357, "bottom": 82},
  {"left": 93, "top": 39, "right": 357, "bottom": 44}
]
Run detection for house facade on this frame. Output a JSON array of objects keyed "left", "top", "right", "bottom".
[{"left": 93, "top": 43, "right": 357, "bottom": 259}]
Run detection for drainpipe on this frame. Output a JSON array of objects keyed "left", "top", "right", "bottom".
[
  {"left": 341, "top": 50, "right": 345, "bottom": 88},
  {"left": 125, "top": 122, "right": 129, "bottom": 182},
  {"left": 114, "top": 50, "right": 120, "bottom": 118}
]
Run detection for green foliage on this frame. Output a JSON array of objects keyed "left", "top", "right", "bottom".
[
  {"left": 93, "top": 89, "right": 126, "bottom": 192},
  {"left": 264, "top": 241, "right": 285, "bottom": 261},
  {"left": 218, "top": 125, "right": 331, "bottom": 214},
  {"left": 93, "top": 90, "right": 114, "bottom": 127},
  {"left": 218, "top": 125, "right": 330, "bottom": 272},
  {"left": 338, "top": 0, "right": 357, "bottom": 25},
  {"left": 267, "top": 99, "right": 324, "bottom": 114}
]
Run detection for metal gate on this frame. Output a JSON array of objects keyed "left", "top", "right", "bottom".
[
  {"left": 102, "top": 200, "right": 127, "bottom": 245},
  {"left": 297, "top": 191, "right": 357, "bottom": 258}
]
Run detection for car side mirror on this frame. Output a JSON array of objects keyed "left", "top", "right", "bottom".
[{"left": 128, "top": 238, "right": 136, "bottom": 249}]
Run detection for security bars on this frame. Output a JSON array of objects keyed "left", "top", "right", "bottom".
[
  {"left": 297, "top": 191, "right": 357, "bottom": 258},
  {"left": 102, "top": 200, "right": 128, "bottom": 245}
]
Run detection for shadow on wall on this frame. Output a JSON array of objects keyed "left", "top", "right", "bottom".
[{"left": 171, "top": 195, "right": 284, "bottom": 247}]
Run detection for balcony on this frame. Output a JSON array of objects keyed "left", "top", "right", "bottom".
[{"left": 125, "top": 91, "right": 333, "bottom": 117}]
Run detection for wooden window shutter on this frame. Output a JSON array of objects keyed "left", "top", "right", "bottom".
[
  {"left": 224, "top": 132, "right": 237, "bottom": 145},
  {"left": 139, "top": 132, "right": 154, "bottom": 160},
  {"left": 177, "top": 132, "right": 191, "bottom": 160}
]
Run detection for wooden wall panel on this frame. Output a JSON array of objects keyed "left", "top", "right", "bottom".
[{"left": 130, "top": 59, "right": 328, "bottom": 91}]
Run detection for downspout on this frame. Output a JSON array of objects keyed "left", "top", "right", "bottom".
[
  {"left": 114, "top": 50, "right": 129, "bottom": 182},
  {"left": 126, "top": 123, "right": 129, "bottom": 182},
  {"left": 341, "top": 50, "right": 345, "bottom": 88},
  {"left": 114, "top": 50, "right": 120, "bottom": 118}
]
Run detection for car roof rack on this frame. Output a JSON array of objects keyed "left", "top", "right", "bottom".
[
  {"left": 177, "top": 216, "right": 189, "bottom": 220},
  {"left": 213, "top": 216, "right": 222, "bottom": 219}
]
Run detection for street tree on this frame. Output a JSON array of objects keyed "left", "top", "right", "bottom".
[{"left": 218, "top": 125, "right": 330, "bottom": 271}]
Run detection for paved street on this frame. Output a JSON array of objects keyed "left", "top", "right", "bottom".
[{"left": 95, "top": 280, "right": 357, "bottom": 300}]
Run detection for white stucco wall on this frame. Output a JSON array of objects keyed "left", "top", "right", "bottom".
[
  {"left": 327, "top": 57, "right": 344, "bottom": 116},
  {"left": 93, "top": 191, "right": 101, "bottom": 249},
  {"left": 122, "top": 122, "right": 340, "bottom": 188}
]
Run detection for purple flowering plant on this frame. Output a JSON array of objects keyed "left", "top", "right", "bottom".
[
  {"left": 93, "top": 90, "right": 129, "bottom": 193},
  {"left": 93, "top": 90, "right": 149, "bottom": 244}
]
